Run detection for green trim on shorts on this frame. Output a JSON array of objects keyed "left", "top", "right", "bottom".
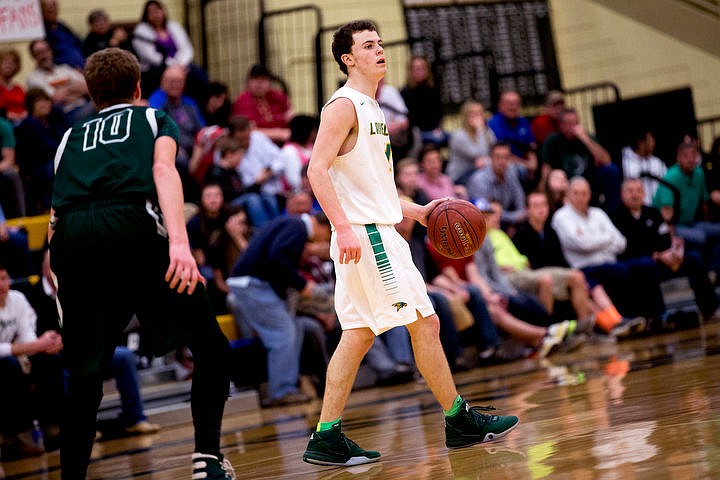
[{"left": 364, "top": 224, "right": 400, "bottom": 295}]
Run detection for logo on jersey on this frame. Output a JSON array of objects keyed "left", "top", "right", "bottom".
[
  {"left": 369, "top": 122, "right": 388, "bottom": 136},
  {"left": 392, "top": 301, "right": 408, "bottom": 312}
]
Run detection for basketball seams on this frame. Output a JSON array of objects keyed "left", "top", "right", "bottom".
[{"left": 427, "top": 199, "right": 486, "bottom": 259}]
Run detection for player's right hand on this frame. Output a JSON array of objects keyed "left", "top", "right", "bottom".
[
  {"left": 336, "top": 226, "right": 361, "bottom": 264},
  {"left": 166, "top": 242, "right": 206, "bottom": 294}
]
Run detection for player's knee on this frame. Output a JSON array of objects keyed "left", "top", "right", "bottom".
[
  {"left": 408, "top": 313, "right": 440, "bottom": 338},
  {"left": 342, "top": 328, "right": 375, "bottom": 353}
]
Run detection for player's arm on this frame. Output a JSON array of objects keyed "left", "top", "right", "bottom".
[
  {"left": 307, "top": 98, "right": 361, "bottom": 264},
  {"left": 153, "top": 136, "right": 204, "bottom": 294},
  {"left": 400, "top": 197, "right": 449, "bottom": 227}
]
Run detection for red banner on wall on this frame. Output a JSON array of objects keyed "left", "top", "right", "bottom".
[{"left": 0, "top": 0, "right": 44, "bottom": 42}]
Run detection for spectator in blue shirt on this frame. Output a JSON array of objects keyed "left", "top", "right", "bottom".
[
  {"left": 488, "top": 91, "right": 538, "bottom": 189},
  {"left": 226, "top": 213, "right": 331, "bottom": 407},
  {"left": 41, "top": 0, "right": 85, "bottom": 69}
]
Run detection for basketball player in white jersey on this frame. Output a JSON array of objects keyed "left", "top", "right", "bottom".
[{"left": 302, "top": 21, "right": 519, "bottom": 466}]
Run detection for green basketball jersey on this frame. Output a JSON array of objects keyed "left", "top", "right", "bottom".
[{"left": 52, "top": 104, "right": 180, "bottom": 213}]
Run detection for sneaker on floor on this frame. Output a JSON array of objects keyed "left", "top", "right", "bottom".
[
  {"left": 303, "top": 420, "right": 381, "bottom": 466},
  {"left": 575, "top": 315, "right": 596, "bottom": 335},
  {"left": 445, "top": 402, "right": 519, "bottom": 449},
  {"left": 125, "top": 420, "right": 161, "bottom": 435},
  {"left": 611, "top": 316, "right": 646, "bottom": 338},
  {"left": 539, "top": 320, "right": 579, "bottom": 358},
  {"left": 191, "top": 453, "right": 235, "bottom": 480}
]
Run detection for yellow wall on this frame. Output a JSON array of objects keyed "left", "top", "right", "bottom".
[
  {"left": 549, "top": 0, "right": 720, "bottom": 121},
  {"left": 5, "top": 0, "right": 720, "bottom": 141}
]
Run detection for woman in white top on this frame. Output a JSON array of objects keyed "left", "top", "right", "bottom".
[{"left": 132, "top": 0, "right": 207, "bottom": 100}]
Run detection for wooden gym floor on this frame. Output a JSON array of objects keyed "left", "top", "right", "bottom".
[{"left": 3, "top": 321, "right": 720, "bottom": 479}]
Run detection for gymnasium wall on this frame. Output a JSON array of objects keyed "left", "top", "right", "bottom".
[
  {"left": 550, "top": 0, "right": 720, "bottom": 122},
  {"left": 4, "top": 0, "right": 720, "bottom": 144}
]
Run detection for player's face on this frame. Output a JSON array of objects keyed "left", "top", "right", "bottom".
[
  {"left": 348, "top": 30, "right": 386, "bottom": 78},
  {"left": 621, "top": 180, "right": 645, "bottom": 210},
  {"left": 527, "top": 193, "right": 549, "bottom": 223}
]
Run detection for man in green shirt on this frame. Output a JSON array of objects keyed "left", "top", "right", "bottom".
[{"left": 653, "top": 140, "right": 720, "bottom": 280}]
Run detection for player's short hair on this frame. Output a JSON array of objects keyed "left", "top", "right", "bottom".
[
  {"left": 332, "top": 20, "right": 377, "bottom": 75},
  {"left": 0, "top": 261, "right": 7, "bottom": 275},
  {"left": 84, "top": 48, "right": 140, "bottom": 109}
]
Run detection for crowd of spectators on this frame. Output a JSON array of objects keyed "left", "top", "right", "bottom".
[{"left": 2, "top": 0, "right": 720, "bottom": 460}]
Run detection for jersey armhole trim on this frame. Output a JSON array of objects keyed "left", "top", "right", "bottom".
[
  {"left": 53, "top": 128, "right": 73, "bottom": 173},
  {"left": 146, "top": 108, "right": 159, "bottom": 138}
]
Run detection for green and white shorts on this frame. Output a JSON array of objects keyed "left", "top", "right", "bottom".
[{"left": 331, "top": 224, "right": 434, "bottom": 335}]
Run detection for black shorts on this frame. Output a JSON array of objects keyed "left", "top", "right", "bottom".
[{"left": 49, "top": 203, "right": 224, "bottom": 375}]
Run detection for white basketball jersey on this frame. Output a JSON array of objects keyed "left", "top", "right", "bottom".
[{"left": 324, "top": 86, "right": 403, "bottom": 226}]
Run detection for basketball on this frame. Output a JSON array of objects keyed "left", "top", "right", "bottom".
[{"left": 427, "top": 199, "right": 487, "bottom": 259}]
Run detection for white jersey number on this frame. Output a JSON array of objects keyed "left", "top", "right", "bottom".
[{"left": 82, "top": 109, "right": 133, "bottom": 151}]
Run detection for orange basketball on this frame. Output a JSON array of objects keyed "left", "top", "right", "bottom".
[{"left": 427, "top": 199, "right": 487, "bottom": 259}]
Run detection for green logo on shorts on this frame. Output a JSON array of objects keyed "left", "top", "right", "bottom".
[{"left": 392, "top": 302, "right": 408, "bottom": 312}]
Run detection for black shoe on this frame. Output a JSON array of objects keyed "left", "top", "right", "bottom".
[
  {"left": 445, "top": 402, "right": 519, "bottom": 449},
  {"left": 303, "top": 420, "right": 381, "bottom": 466}
]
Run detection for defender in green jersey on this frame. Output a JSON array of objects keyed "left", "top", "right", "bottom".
[{"left": 49, "top": 48, "right": 234, "bottom": 479}]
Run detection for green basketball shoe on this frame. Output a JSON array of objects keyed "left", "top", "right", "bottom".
[
  {"left": 445, "top": 402, "right": 519, "bottom": 449},
  {"left": 303, "top": 420, "right": 381, "bottom": 466}
]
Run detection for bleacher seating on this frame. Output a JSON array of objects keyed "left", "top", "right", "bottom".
[{"left": 6, "top": 214, "right": 50, "bottom": 251}]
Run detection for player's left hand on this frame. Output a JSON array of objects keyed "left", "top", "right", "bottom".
[
  {"left": 166, "top": 242, "right": 206, "bottom": 294},
  {"left": 419, "top": 197, "right": 450, "bottom": 227}
]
